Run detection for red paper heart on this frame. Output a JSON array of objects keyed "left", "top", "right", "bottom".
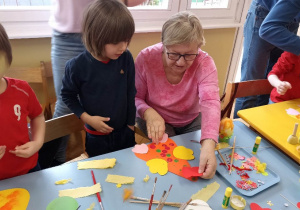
[
  {"left": 250, "top": 203, "right": 271, "bottom": 210},
  {"left": 297, "top": 202, "right": 300, "bottom": 208},
  {"left": 182, "top": 167, "right": 203, "bottom": 178}
]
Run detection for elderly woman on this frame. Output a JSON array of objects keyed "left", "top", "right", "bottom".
[{"left": 135, "top": 11, "right": 220, "bottom": 179}]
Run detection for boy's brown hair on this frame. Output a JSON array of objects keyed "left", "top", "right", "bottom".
[
  {"left": 82, "top": 0, "right": 135, "bottom": 58},
  {"left": 0, "top": 23, "right": 12, "bottom": 65}
]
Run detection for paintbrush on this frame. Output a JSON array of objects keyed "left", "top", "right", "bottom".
[
  {"left": 155, "top": 190, "right": 166, "bottom": 210},
  {"left": 229, "top": 136, "right": 236, "bottom": 175},
  {"left": 91, "top": 170, "right": 104, "bottom": 210},
  {"left": 217, "top": 149, "right": 229, "bottom": 170},
  {"left": 130, "top": 199, "right": 203, "bottom": 208},
  {"left": 179, "top": 198, "right": 192, "bottom": 210},
  {"left": 156, "top": 184, "right": 172, "bottom": 210},
  {"left": 149, "top": 177, "right": 157, "bottom": 210}
]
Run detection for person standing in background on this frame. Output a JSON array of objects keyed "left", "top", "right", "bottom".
[{"left": 233, "top": 0, "right": 300, "bottom": 118}]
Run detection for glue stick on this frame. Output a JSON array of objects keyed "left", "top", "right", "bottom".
[
  {"left": 252, "top": 136, "right": 261, "bottom": 154},
  {"left": 222, "top": 187, "right": 232, "bottom": 208}
]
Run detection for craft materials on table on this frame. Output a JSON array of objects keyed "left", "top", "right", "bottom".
[
  {"left": 59, "top": 183, "right": 101, "bottom": 199},
  {"left": 216, "top": 147, "right": 280, "bottom": 196},
  {"left": 252, "top": 136, "right": 261, "bottom": 155},
  {"left": 0, "top": 188, "right": 30, "bottom": 210},
  {"left": 230, "top": 195, "right": 246, "bottom": 210},
  {"left": 156, "top": 184, "right": 172, "bottom": 210},
  {"left": 46, "top": 196, "right": 79, "bottom": 210},
  {"left": 222, "top": 187, "right": 232, "bottom": 209},
  {"left": 179, "top": 198, "right": 192, "bottom": 210},
  {"left": 217, "top": 149, "right": 229, "bottom": 169},
  {"left": 149, "top": 177, "right": 157, "bottom": 210},
  {"left": 91, "top": 170, "right": 104, "bottom": 210},
  {"left": 219, "top": 117, "right": 234, "bottom": 143},
  {"left": 191, "top": 182, "right": 220, "bottom": 202},
  {"left": 77, "top": 158, "right": 116, "bottom": 169},
  {"left": 134, "top": 137, "right": 196, "bottom": 181},
  {"left": 287, "top": 123, "right": 299, "bottom": 145},
  {"left": 105, "top": 174, "right": 135, "bottom": 187},
  {"left": 229, "top": 137, "right": 236, "bottom": 175}
]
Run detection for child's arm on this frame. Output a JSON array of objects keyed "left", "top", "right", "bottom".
[
  {"left": 10, "top": 113, "right": 45, "bottom": 158},
  {"left": 0, "top": 146, "right": 6, "bottom": 159},
  {"left": 80, "top": 112, "right": 114, "bottom": 133},
  {"left": 268, "top": 74, "right": 292, "bottom": 95}
]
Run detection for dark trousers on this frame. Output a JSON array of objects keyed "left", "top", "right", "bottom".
[{"left": 86, "top": 126, "right": 135, "bottom": 157}]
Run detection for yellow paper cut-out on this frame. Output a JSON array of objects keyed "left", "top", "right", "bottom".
[
  {"left": 191, "top": 182, "right": 220, "bottom": 202},
  {"left": 146, "top": 158, "right": 168, "bottom": 175},
  {"left": 77, "top": 158, "right": 116, "bottom": 169},
  {"left": 59, "top": 183, "right": 101, "bottom": 198},
  {"left": 86, "top": 202, "right": 95, "bottom": 210},
  {"left": 116, "top": 183, "right": 122, "bottom": 188},
  {"left": 105, "top": 174, "right": 135, "bottom": 184},
  {"left": 173, "top": 146, "right": 194, "bottom": 160},
  {"left": 55, "top": 179, "right": 72, "bottom": 185},
  {"left": 143, "top": 175, "right": 150, "bottom": 182},
  {"left": 0, "top": 188, "right": 30, "bottom": 210}
]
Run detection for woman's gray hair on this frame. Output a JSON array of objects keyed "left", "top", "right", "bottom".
[{"left": 162, "top": 11, "right": 205, "bottom": 47}]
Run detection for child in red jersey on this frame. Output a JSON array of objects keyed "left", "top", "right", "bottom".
[
  {"left": 0, "top": 23, "right": 45, "bottom": 180},
  {"left": 268, "top": 51, "right": 300, "bottom": 103}
]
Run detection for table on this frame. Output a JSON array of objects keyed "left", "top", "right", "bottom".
[
  {"left": 238, "top": 98, "right": 300, "bottom": 163},
  {"left": 0, "top": 121, "right": 299, "bottom": 210}
]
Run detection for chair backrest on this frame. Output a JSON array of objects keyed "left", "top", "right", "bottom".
[
  {"left": 4, "top": 61, "right": 56, "bottom": 120},
  {"left": 221, "top": 79, "right": 273, "bottom": 119},
  {"left": 44, "top": 113, "right": 85, "bottom": 143}
]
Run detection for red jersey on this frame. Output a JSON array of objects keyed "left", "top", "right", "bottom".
[
  {"left": 0, "top": 77, "right": 42, "bottom": 180},
  {"left": 268, "top": 51, "right": 300, "bottom": 102}
]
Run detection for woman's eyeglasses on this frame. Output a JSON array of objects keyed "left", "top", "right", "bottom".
[{"left": 166, "top": 51, "right": 198, "bottom": 61}]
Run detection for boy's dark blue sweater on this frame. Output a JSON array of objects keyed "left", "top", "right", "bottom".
[{"left": 61, "top": 50, "right": 136, "bottom": 131}]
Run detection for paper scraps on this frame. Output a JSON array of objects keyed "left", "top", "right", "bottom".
[
  {"left": 160, "top": 133, "right": 168, "bottom": 143},
  {"left": 132, "top": 144, "right": 148, "bottom": 154},
  {"left": 86, "top": 202, "right": 95, "bottom": 210},
  {"left": 55, "top": 179, "right": 72, "bottom": 185},
  {"left": 173, "top": 146, "right": 194, "bottom": 160},
  {"left": 143, "top": 175, "right": 150, "bottom": 182},
  {"left": 266, "top": 201, "right": 273, "bottom": 206},
  {"left": 297, "top": 202, "right": 300, "bottom": 208},
  {"left": 191, "top": 182, "right": 220, "bottom": 202},
  {"left": 182, "top": 167, "right": 203, "bottom": 179},
  {"left": 58, "top": 183, "right": 101, "bottom": 198},
  {"left": 286, "top": 108, "right": 300, "bottom": 119},
  {"left": 77, "top": 158, "right": 116, "bottom": 169},
  {"left": 46, "top": 196, "right": 79, "bottom": 210},
  {"left": 123, "top": 188, "right": 134, "bottom": 201},
  {"left": 146, "top": 158, "right": 168, "bottom": 175},
  {"left": 0, "top": 188, "right": 30, "bottom": 210},
  {"left": 250, "top": 203, "right": 271, "bottom": 210},
  {"left": 105, "top": 174, "right": 135, "bottom": 186},
  {"left": 185, "top": 199, "right": 212, "bottom": 210}
]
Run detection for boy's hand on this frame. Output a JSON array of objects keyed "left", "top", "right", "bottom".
[
  {"left": 88, "top": 116, "right": 114, "bottom": 133},
  {"left": 0, "top": 146, "right": 6, "bottom": 159},
  {"left": 9, "top": 141, "right": 41, "bottom": 158},
  {"left": 276, "top": 81, "right": 292, "bottom": 95}
]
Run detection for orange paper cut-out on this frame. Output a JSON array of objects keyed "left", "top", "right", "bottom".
[
  {"left": 135, "top": 138, "right": 196, "bottom": 181},
  {"left": 0, "top": 188, "right": 30, "bottom": 210}
]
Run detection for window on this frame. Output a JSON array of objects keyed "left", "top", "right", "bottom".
[{"left": 0, "top": 0, "right": 246, "bottom": 39}]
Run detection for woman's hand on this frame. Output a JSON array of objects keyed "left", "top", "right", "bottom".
[
  {"left": 144, "top": 108, "right": 165, "bottom": 144},
  {"left": 198, "top": 139, "right": 217, "bottom": 179},
  {"left": 81, "top": 112, "right": 114, "bottom": 133},
  {"left": 0, "top": 146, "right": 6, "bottom": 159}
]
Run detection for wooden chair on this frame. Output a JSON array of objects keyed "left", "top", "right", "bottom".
[
  {"left": 221, "top": 79, "right": 273, "bottom": 119},
  {"left": 44, "top": 113, "right": 88, "bottom": 162},
  {"left": 5, "top": 61, "right": 56, "bottom": 120}
]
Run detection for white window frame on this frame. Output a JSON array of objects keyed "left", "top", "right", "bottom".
[{"left": 0, "top": 0, "right": 247, "bottom": 39}]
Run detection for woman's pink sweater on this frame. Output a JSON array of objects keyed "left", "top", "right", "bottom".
[{"left": 135, "top": 43, "right": 220, "bottom": 141}]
